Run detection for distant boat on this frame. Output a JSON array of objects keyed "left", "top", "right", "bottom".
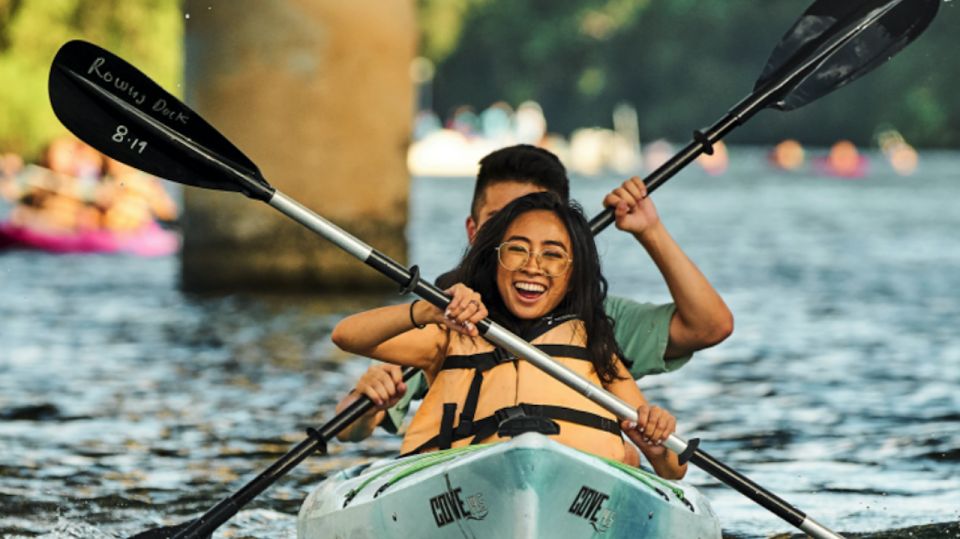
[
  {"left": 0, "top": 220, "right": 178, "bottom": 256},
  {"left": 643, "top": 139, "right": 675, "bottom": 173},
  {"left": 812, "top": 140, "right": 869, "bottom": 179},
  {"left": 406, "top": 129, "right": 493, "bottom": 178},
  {"left": 812, "top": 155, "right": 869, "bottom": 179},
  {"left": 567, "top": 127, "right": 641, "bottom": 177},
  {"left": 767, "top": 139, "right": 805, "bottom": 171},
  {"left": 696, "top": 140, "right": 728, "bottom": 176},
  {"left": 876, "top": 128, "right": 918, "bottom": 176}
]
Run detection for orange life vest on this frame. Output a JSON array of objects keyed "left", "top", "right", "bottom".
[{"left": 400, "top": 314, "right": 625, "bottom": 461}]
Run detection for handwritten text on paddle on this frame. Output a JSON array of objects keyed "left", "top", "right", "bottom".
[
  {"left": 110, "top": 125, "right": 147, "bottom": 154},
  {"left": 87, "top": 57, "right": 190, "bottom": 125}
]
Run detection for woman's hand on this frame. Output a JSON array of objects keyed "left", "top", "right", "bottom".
[
  {"left": 441, "top": 283, "right": 489, "bottom": 337},
  {"left": 414, "top": 283, "right": 488, "bottom": 337},
  {"left": 620, "top": 403, "right": 677, "bottom": 458}
]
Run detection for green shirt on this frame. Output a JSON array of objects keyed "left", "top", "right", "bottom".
[
  {"left": 380, "top": 296, "right": 689, "bottom": 433},
  {"left": 606, "top": 296, "right": 692, "bottom": 377}
]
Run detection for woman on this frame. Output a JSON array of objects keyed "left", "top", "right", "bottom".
[{"left": 332, "top": 192, "right": 686, "bottom": 479}]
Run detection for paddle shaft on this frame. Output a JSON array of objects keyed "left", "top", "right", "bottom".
[
  {"left": 588, "top": 0, "right": 904, "bottom": 235},
  {"left": 268, "top": 190, "right": 844, "bottom": 539},
  {"left": 166, "top": 366, "right": 420, "bottom": 539}
]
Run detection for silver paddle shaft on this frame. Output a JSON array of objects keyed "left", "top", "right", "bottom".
[{"left": 269, "top": 191, "right": 373, "bottom": 261}]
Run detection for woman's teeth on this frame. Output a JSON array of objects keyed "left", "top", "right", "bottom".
[{"left": 515, "top": 282, "right": 546, "bottom": 298}]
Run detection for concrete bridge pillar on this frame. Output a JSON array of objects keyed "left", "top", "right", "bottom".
[{"left": 181, "top": 0, "right": 415, "bottom": 292}]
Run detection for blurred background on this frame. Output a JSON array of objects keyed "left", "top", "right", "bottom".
[
  {"left": 2, "top": 0, "right": 959, "bottom": 157},
  {"left": 1, "top": 1, "right": 958, "bottom": 538}
]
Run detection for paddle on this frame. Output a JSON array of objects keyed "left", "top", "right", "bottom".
[
  {"left": 128, "top": 366, "right": 421, "bottom": 539},
  {"left": 588, "top": 0, "right": 939, "bottom": 233},
  {"left": 50, "top": 40, "right": 846, "bottom": 539}
]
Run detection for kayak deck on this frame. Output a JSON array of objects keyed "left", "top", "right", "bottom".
[{"left": 298, "top": 433, "right": 721, "bottom": 538}]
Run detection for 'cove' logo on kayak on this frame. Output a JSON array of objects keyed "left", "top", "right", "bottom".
[
  {"left": 568, "top": 485, "right": 615, "bottom": 532},
  {"left": 429, "top": 486, "right": 488, "bottom": 527}
]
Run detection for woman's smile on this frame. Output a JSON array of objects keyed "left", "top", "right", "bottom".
[{"left": 514, "top": 280, "right": 547, "bottom": 300}]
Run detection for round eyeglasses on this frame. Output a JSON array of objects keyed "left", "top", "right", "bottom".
[{"left": 495, "top": 241, "right": 572, "bottom": 277}]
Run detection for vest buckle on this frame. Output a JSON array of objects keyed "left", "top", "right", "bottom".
[
  {"left": 492, "top": 347, "right": 517, "bottom": 364},
  {"left": 494, "top": 405, "right": 525, "bottom": 425},
  {"left": 495, "top": 405, "right": 560, "bottom": 438}
]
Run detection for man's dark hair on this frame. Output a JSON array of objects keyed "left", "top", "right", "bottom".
[{"left": 470, "top": 144, "right": 570, "bottom": 220}]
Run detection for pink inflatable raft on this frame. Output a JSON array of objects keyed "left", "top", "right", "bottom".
[{"left": 0, "top": 221, "right": 179, "bottom": 256}]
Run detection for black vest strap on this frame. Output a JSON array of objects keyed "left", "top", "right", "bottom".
[
  {"left": 525, "top": 404, "right": 621, "bottom": 436},
  {"left": 468, "top": 403, "right": 621, "bottom": 444},
  {"left": 535, "top": 344, "right": 590, "bottom": 361},
  {"left": 437, "top": 403, "right": 457, "bottom": 450},
  {"left": 403, "top": 403, "right": 621, "bottom": 456},
  {"left": 457, "top": 369, "right": 484, "bottom": 437},
  {"left": 441, "top": 344, "right": 590, "bottom": 372}
]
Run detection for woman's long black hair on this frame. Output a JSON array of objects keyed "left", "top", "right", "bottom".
[{"left": 451, "top": 191, "right": 625, "bottom": 383}]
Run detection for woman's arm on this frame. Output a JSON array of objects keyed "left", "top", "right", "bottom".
[
  {"left": 331, "top": 302, "right": 444, "bottom": 370},
  {"left": 605, "top": 358, "right": 687, "bottom": 479},
  {"left": 331, "top": 284, "right": 489, "bottom": 371}
]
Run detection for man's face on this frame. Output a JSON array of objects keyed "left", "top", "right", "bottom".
[{"left": 466, "top": 181, "right": 547, "bottom": 243}]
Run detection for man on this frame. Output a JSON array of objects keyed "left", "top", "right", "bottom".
[{"left": 335, "top": 144, "right": 732, "bottom": 441}]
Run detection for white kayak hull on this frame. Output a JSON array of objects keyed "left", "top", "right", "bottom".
[{"left": 298, "top": 433, "right": 721, "bottom": 538}]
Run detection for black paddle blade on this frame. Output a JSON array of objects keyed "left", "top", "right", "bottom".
[
  {"left": 49, "top": 40, "right": 274, "bottom": 201},
  {"left": 756, "top": 0, "right": 939, "bottom": 111}
]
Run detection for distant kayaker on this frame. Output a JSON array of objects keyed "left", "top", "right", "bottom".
[
  {"left": 98, "top": 158, "right": 178, "bottom": 232},
  {"left": 5, "top": 136, "right": 98, "bottom": 233},
  {"left": 2, "top": 138, "right": 178, "bottom": 235},
  {"left": 334, "top": 192, "right": 688, "bottom": 478},
  {"left": 335, "top": 144, "right": 732, "bottom": 461}
]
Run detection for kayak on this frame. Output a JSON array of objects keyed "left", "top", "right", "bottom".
[
  {"left": 0, "top": 220, "right": 178, "bottom": 256},
  {"left": 298, "top": 433, "right": 722, "bottom": 538}
]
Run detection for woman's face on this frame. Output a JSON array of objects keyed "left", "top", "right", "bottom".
[{"left": 496, "top": 209, "right": 573, "bottom": 320}]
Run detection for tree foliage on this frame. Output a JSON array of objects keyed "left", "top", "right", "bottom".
[
  {"left": 425, "top": 0, "right": 960, "bottom": 147},
  {"left": 0, "top": 0, "right": 182, "bottom": 158},
  {"left": 2, "top": 1, "right": 956, "bottom": 155}
]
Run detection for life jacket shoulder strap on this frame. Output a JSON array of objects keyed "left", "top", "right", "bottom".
[{"left": 441, "top": 343, "right": 590, "bottom": 372}]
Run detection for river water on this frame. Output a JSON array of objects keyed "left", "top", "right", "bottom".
[{"left": 1, "top": 148, "right": 958, "bottom": 538}]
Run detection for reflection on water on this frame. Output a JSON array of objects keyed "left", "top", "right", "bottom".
[{"left": 1, "top": 149, "right": 959, "bottom": 538}]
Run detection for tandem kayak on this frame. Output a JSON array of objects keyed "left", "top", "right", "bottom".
[
  {"left": 0, "top": 220, "right": 178, "bottom": 256},
  {"left": 298, "top": 433, "right": 721, "bottom": 538}
]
